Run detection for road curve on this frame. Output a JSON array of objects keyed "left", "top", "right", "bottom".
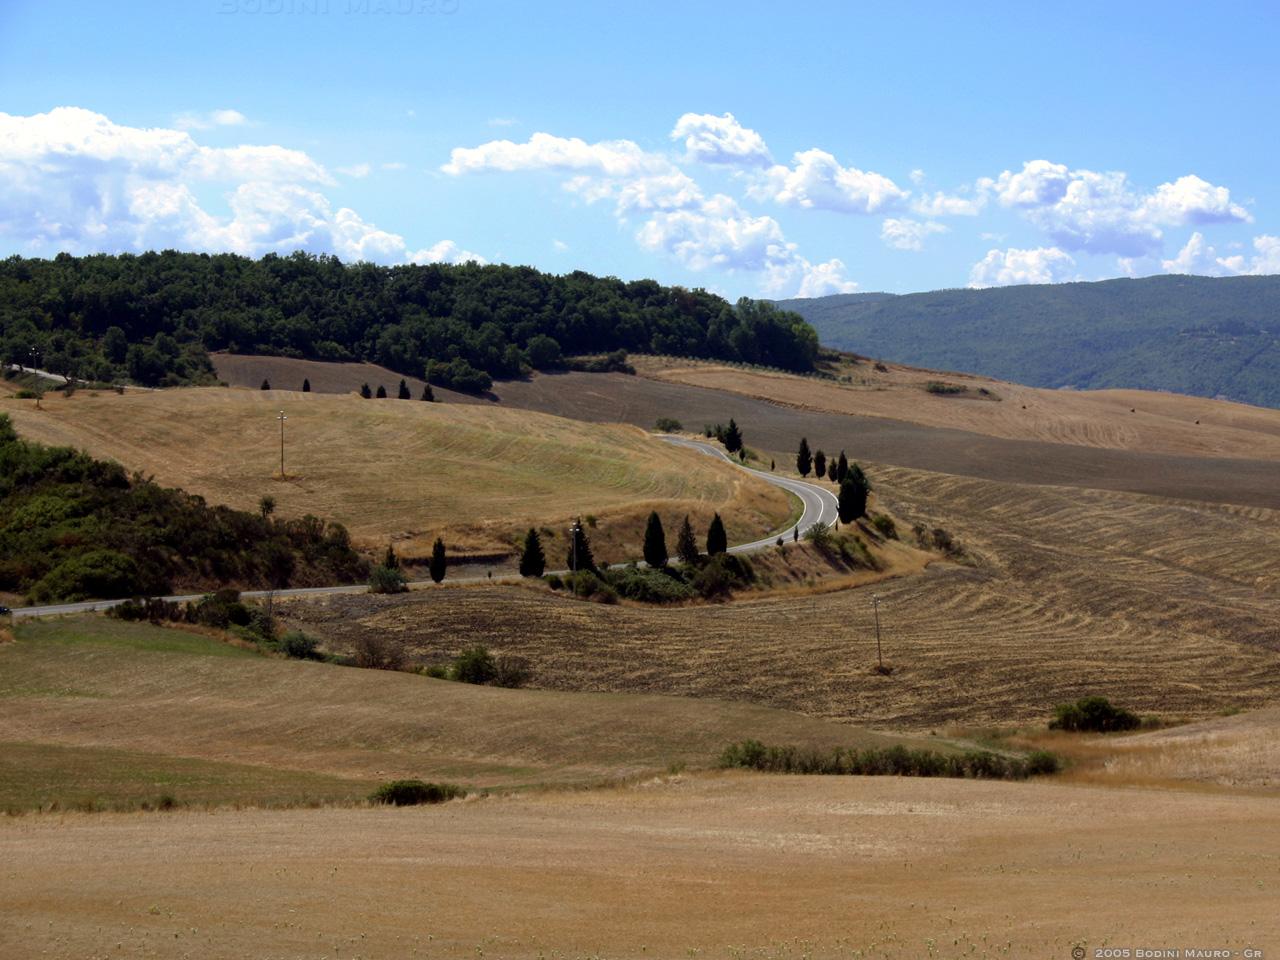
[{"left": 9, "top": 437, "right": 839, "bottom": 620}]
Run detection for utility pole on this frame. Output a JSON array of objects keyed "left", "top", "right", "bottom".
[
  {"left": 569, "top": 518, "right": 580, "bottom": 596},
  {"left": 872, "top": 593, "right": 884, "bottom": 671},
  {"left": 276, "top": 410, "right": 287, "bottom": 478}
]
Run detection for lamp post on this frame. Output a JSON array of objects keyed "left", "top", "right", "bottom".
[
  {"left": 276, "top": 410, "right": 287, "bottom": 478},
  {"left": 569, "top": 518, "right": 581, "bottom": 597}
]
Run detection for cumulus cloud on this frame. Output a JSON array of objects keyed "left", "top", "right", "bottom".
[
  {"left": 173, "top": 108, "right": 247, "bottom": 131},
  {"left": 670, "top": 112, "right": 771, "bottom": 167},
  {"left": 968, "top": 247, "right": 1077, "bottom": 288},
  {"left": 911, "top": 190, "right": 985, "bottom": 217},
  {"left": 881, "top": 217, "right": 948, "bottom": 251},
  {"left": 1207, "top": 234, "right": 1280, "bottom": 276},
  {"left": 1161, "top": 232, "right": 1230, "bottom": 276},
  {"left": 0, "top": 107, "right": 477, "bottom": 265},
  {"left": 795, "top": 258, "right": 859, "bottom": 297},
  {"left": 979, "top": 160, "right": 1252, "bottom": 256},
  {"left": 408, "top": 239, "right": 487, "bottom": 265},
  {"left": 441, "top": 132, "right": 667, "bottom": 177},
  {"left": 753, "top": 148, "right": 907, "bottom": 215}
]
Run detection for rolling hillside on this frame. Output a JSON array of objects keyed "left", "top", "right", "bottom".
[{"left": 776, "top": 274, "right": 1280, "bottom": 407}]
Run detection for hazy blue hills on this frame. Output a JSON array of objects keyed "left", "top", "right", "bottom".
[{"left": 776, "top": 274, "right": 1280, "bottom": 408}]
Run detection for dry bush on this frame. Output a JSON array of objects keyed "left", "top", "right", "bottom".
[{"left": 351, "top": 633, "right": 407, "bottom": 671}]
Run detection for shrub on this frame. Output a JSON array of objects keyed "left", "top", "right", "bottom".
[
  {"left": 368, "top": 564, "right": 408, "bottom": 594},
  {"left": 493, "top": 655, "right": 531, "bottom": 688},
  {"left": 1026, "top": 750, "right": 1062, "bottom": 775},
  {"left": 605, "top": 565, "right": 696, "bottom": 603},
  {"left": 450, "top": 645, "right": 497, "bottom": 684},
  {"left": 1049, "top": 696, "right": 1141, "bottom": 733},
  {"left": 352, "top": 634, "right": 407, "bottom": 671},
  {"left": 925, "top": 381, "right": 967, "bottom": 395},
  {"left": 691, "top": 553, "right": 754, "bottom": 599},
  {"left": 279, "top": 630, "right": 322, "bottom": 661},
  {"left": 28, "top": 550, "right": 140, "bottom": 604},
  {"left": 804, "top": 521, "right": 833, "bottom": 551},
  {"left": 370, "top": 780, "right": 464, "bottom": 806},
  {"left": 654, "top": 417, "right": 682, "bottom": 433},
  {"left": 544, "top": 573, "right": 563, "bottom": 590},
  {"left": 718, "top": 740, "right": 1061, "bottom": 781}
]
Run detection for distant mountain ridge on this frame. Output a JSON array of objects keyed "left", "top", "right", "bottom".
[{"left": 776, "top": 274, "right": 1280, "bottom": 408}]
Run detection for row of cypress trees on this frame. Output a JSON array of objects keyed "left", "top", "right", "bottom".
[
  {"left": 517, "top": 511, "right": 730, "bottom": 577},
  {"left": 796, "top": 437, "right": 871, "bottom": 523}
]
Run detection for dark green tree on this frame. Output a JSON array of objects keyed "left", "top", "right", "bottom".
[
  {"left": 519, "top": 527, "right": 546, "bottom": 577},
  {"left": 796, "top": 437, "right": 812, "bottom": 477},
  {"left": 827, "top": 460, "right": 837, "bottom": 481},
  {"left": 397, "top": 379, "right": 411, "bottom": 399},
  {"left": 848, "top": 463, "right": 870, "bottom": 491},
  {"left": 722, "top": 418, "right": 743, "bottom": 454},
  {"left": 360, "top": 383, "right": 372, "bottom": 399},
  {"left": 706, "top": 513, "right": 728, "bottom": 556},
  {"left": 643, "top": 511, "right": 668, "bottom": 568},
  {"left": 836, "top": 451, "right": 848, "bottom": 482},
  {"left": 566, "top": 520, "right": 596, "bottom": 573},
  {"left": 676, "top": 514, "right": 699, "bottom": 564},
  {"left": 813, "top": 449, "right": 826, "bottom": 479},
  {"left": 260, "top": 378, "right": 270, "bottom": 390},
  {"left": 838, "top": 473, "right": 869, "bottom": 523},
  {"left": 302, "top": 378, "right": 311, "bottom": 392},
  {"left": 421, "top": 383, "right": 434, "bottom": 402},
  {"left": 429, "top": 537, "right": 447, "bottom": 583},
  {"left": 383, "top": 542, "right": 400, "bottom": 570},
  {"left": 375, "top": 384, "right": 387, "bottom": 399},
  {"left": 258, "top": 495, "right": 275, "bottom": 518}
]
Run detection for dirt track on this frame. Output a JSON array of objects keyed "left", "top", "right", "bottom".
[{"left": 2, "top": 774, "right": 1274, "bottom": 959}]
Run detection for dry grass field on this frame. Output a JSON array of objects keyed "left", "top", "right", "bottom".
[
  {"left": 1, "top": 385, "right": 790, "bottom": 559},
  {"left": 0, "top": 616, "right": 919, "bottom": 811},
  {"left": 2, "top": 774, "right": 1276, "bottom": 959},
  {"left": 283, "top": 454, "right": 1280, "bottom": 729}
]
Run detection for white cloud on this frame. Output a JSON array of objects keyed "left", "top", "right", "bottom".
[
  {"left": 881, "top": 217, "right": 948, "bottom": 251},
  {"left": 979, "top": 160, "right": 1252, "bottom": 256},
  {"left": 0, "top": 107, "right": 477, "bottom": 266},
  {"left": 670, "top": 112, "right": 771, "bottom": 167},
  {"left": 795, "top": 258, "right": 859, "bottom": 297},
  {"left": 381, "top": 161, "right": 407, "bottom": 171},
  {"left": 1161, "top": 232, "right": 1230, "bottom": 276},
  {"left": 1211, "top": 234, "right": 1280, "bottom": 276},
  {"left": 911, "top": 190, "right": 985, "bottom": 217},
  {"left": 487, "top": 117, "right": 518, "bottom": 127},
  {"left": 909, "top": 168, "right": 926, "bottom": 185},
  {"left": 441, "top": 132, "right": 667, "bottom": 178},
  {"left": 968, "top": 247, "right": 1077, "bottom": 288},
  {"left": 173, "top": 108, "right": 247, "bottom": 131},
  {"left": 408, "top": 239, "right": 487, "bottom": 265},
  {"left": 337, "top": 163, "right": 372, "bottom": 178},
  {"left": 552, "top": 239, "right": 568, "bottom": 252},
  {"left": 753, "top": 148, "right": 907, "bottom": 215}
]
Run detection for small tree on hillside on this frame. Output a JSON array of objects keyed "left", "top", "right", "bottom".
[
  {"left": 796, "top": 437, "right": 812, "bottom": 477},
  {"left": 838, "top": 473, "right": 869, "bottom": 523},
  {"left": 827, "top": 460, "right": 837, "bottom": 481},
  {"left": 706, "top": 513, "right": 728, "bottom": 556},
  {"left": 723, "top": 418, "right": 743, "bottom": 454},
  {"left": 836, "top": 450, "right": 848, "bottom": 483},
  {"left": 676, "top": 514, "right": 699, "bottom": 564},
  {"left": 260, "top": 378, "right": 271, "bottom": 390},
  {"left": 259, "top": 495, "right": 275, "bottom": 518},
  {"left": 375, "top": 384, "right": 387, "bottom": 399},
  {"left": 398, "top": 379, "right": 411, "bottom": 399},
  {"left": 848, "top": 463, "right": 870, "bottom": 491},
  {"left": 643, "top": 511, "right": 668, "bottom": 568},
  {"left": 302, "top": 378, "right": 311, "bottom": 393},
  {"left": 567, "top": 519, "right": 596, "bottom": 573},
  {"left": 360, "top": 383, "right": 372, "bottom": 399},
  {"left": 383, "top": 542, "right": 400, "bottom": 570},
  {"left": 421, "top": 383, "right": 434, "bottom": 401},
  {"left": 813, "top": 449, "right": 826, "bottom": 480},
  {"left": 429, "top": 537, "right": 447, "bottom": 583},
  {"left": 519, "top": 528, "right": 546, "bottom": 577}
]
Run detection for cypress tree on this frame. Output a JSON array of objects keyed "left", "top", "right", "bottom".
[
  {"left": 519, "top": 528, "right": 546, "bottom": 577},
  {"left": 827, "top": 460, "right": 838, "bottom": 481},
  {"left": 676, "top": 514, "right": 699, "bottom": 564},
  {"left": 838, "top": 473, "right": 869, "bottom": 523},
  {"left": 723, "top": 418, "right": 743, "bottom": 453},
  {"left": 836, "top": 450, "right": 848, "bottom": 483},
  {"left": 706, "top": 513, "right": 728, "bottom": 556},
  {"left": 429, "top": 537, "right": 447, "bottom": 583},
  {"left": 643, "top": 511, "right": 668, "bottom": 568},
  {"left": 302, "top": 378, "right": 311, "bottom": 393},
  {"left": 796, "top": 437, "right": 812, "bottom": 477},
  {"left": 376, "top": 384, "right": 387, "bottom": 399},
  {"left": 383, "top": 542, "right": 400, "bottom": 569},
  {"left": 849, "top": 463, "right": 870, "bottom": 491},
  {"left": 421, "top": 383, "right": 434, "bottom": 401},
  {"left": 566, "top": 519, "right": 596, "bottom": 573},
  {"left": 260, "top": 378, "right": 270, "bottom": 390},
  {"left": 814, "top": 449, "right": 826, "bottom": 480},
  {"left": 360, "top": 383, "right": 372, "bottom": 399},
  {"left": 398, "top": 379, "right": 411, "bottom": 399}
]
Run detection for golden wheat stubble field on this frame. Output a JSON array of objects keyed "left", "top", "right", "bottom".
[
  {"left": 2, "top": 774, "right": 1276, "bottom": 960},
  {"left": 1, "top": 386, "right": 791, "bottom": 559},
  {"left": 284, "top": 454, "right": 1280, "bottom": 730}
]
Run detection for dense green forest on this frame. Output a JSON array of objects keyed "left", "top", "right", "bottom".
[
  {"left": 0, "top": 414, "right": 366, "bottom": 603},
  {"left": 776, "top": 274, "right": 1280, "bottom": 408},
  {"left": 0, "top": 252, "right": 819, "bottom": 392}
]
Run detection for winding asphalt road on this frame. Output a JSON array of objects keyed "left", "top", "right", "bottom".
[{"left": 8, "top": 437, "right": 839, "bottom": 620}]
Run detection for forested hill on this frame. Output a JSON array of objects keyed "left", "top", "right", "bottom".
[
  {"left": 776, "top": 274, "right": 1280, "bottom": 408},
  {"left": 0, "top": 252, "right": 819, "bottom": 391}
]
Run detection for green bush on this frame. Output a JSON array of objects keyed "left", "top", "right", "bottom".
[
  {"left": 450, "top": 645, "right": 497, "bottom": 685},
  {"left": 691, "top": 553, "right": 754, "bottom": 599},
  {"left": 870, "top": 514, "right": 898, "bottom": 539},
  {"left": 543, "top": 573, "right": 563, "bottom": 590},
  {"left": 605, "top": 565, "right": 696, "bottom": 603},
  {"left": 925, "top": 381, "right": 968, "bottom": 395},
  {"left": 1049, "top": 696, "right": 1141, "bottom": 733},
  {"left": 370, "top": 780, "right": 464, "bottom": 806},
  {"left": 279, "top": 630, "right": 322, "bottom": 661},
  {"left": 368, "top": 564, "right": 408, "bottom": 594},
  {"left": 719, "top": 740, "right": 1060, "bottom": 781},
  {"left": 654, "top": 417, "right": 683, "bottom": 433},
  {"left": 28, "top": 550, "right": 139, "bottom": 604}
]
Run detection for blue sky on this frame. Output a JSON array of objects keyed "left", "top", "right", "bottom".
[{"left": 2, "top": 0, "right": 1278, "bottom": 296}]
